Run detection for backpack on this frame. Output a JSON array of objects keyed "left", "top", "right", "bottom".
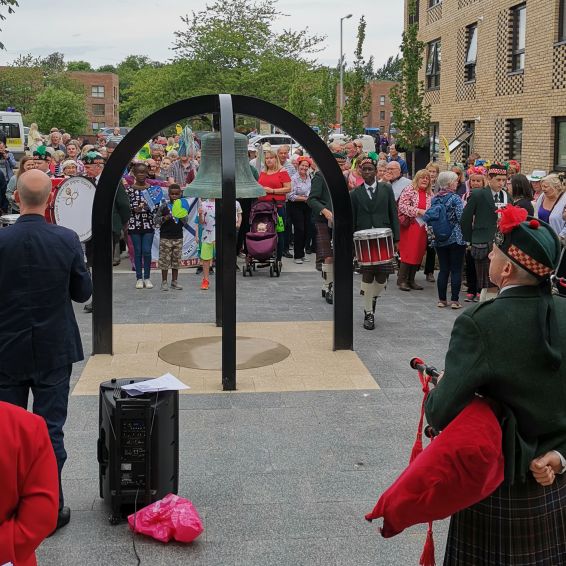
[{"left": 426, "top": 194, "right": 455, "bottom": 243}]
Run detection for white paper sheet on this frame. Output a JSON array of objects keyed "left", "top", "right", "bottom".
[{"left": 121, "top": 373, "right": 190, "bottom": 396}]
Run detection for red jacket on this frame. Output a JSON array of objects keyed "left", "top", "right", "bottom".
[{"left": 0, "top": 402, "right": 59, "bottom": 566}]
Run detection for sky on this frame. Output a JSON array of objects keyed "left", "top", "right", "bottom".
[{"left": 0, "top": 0, "right": 404, "bottom": 69}]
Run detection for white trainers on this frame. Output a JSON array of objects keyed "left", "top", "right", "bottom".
[
  {"left": 135, "top": 279, "right": 144, "bottom": 289},
  {"left": 144, "top": 279, "right": 153, "bottom": 289},
  {"left": 302, "top": 256, "right": 310, "bottom": 262},
  {"left": 294, "top": 258, "right": 303, "bottom": 264},
  {"left": 170, "top": 280, "right": 183, "bottom": 290},
  {"left": 161, "top": 281, "right": 169, "bottom": 291}
]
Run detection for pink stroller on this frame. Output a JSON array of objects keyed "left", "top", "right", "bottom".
[{"left": 243, "top": 201, "right": 280, "bottom": 277}]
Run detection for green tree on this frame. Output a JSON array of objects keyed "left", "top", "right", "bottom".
[
  {"left": 67, "top": 60, "right": 93, "bottom": 72},
  {"left": 97, "top": 64, "right": 117, "bottom": 73},
  {"left": 30, "top": 86, "right": 87, "bottom": 135},
  {"left": 0, "top": 0, "right": 18, "bottom": 49},
  {"left": 0, "top": 66, "right": 43, "bottom": 117},
  {"left": 312, "top": 66, "right": 339, "bottom": 142},
  {"left": 374, "top": 54, "right": 403, "bottom": 82},
  {"left": 342, "top": 16, "right": 372, "bottom": 138},
  {"left": 389, "top": 0, "right": 430, "bottom": 175}
]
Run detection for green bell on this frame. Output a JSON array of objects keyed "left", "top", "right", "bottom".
[{"left": 183, "top": 132, "right": 266, "bottom": 199}]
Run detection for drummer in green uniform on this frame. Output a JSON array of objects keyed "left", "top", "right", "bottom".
[
  {"left": 425, "top": 205, "right": 566, "bottom": 565},
  {"left": 350, "top": 156, "right": 399, "bottom": 330}
]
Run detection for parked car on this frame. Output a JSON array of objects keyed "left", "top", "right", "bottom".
[
  {"left": 98, "top": 126, "right": 130, "bottom": 137},
  {"left": 249, "top": 134, "right": 298, "bottom": 152}
]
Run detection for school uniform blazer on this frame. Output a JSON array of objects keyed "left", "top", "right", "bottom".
[
  {"left": 425, "top": 286, "right": 566, "bottom": 483},
  {"left": 460, "top": 187, "right": 510, "bottom": 244},
  {"left": 0, "top": 402, "right": 59, "bottom": 566},
  {"left": 350, "top": 182, "right": 400, "bottom": 241},
  {"left": 307, "top": 171, "right": 333, "bottom": 222},
  {"left": 0, "top": 214, "right": 92, "bottom": 374}
]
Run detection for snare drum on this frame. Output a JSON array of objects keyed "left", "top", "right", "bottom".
[
  {"left": 353, "top": 228, "right": 394, "bottom": 266},
  {"left": 45, "top": 177, "right": 65, "bottom": 224},
  {"left": 0, "top": 214, "right": 20, "bottom": 227}
]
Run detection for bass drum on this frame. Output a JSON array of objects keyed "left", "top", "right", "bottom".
[
  {"left": 45, "top": 177, "right": 65, "bottom": 223},
  {"left": 53, "top": 176, "right": 97, "bottom": 242}
]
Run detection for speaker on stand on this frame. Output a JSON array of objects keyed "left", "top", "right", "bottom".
[{"left": 98, "top": 378, "right": 179, "bottom": 524}]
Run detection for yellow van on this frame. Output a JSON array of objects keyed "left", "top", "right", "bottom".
[{"left": 0, "top": 111, "right": 25, "bottom": 160}]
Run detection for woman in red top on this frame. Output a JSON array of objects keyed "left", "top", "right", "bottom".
[
  {"left": 397, "top": 169, "right": 433, "bottom": 291},
  {"left": 257, "top": 147, "right": 291, "bottom": 263}
]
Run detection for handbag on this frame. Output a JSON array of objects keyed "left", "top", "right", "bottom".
[
  {"left": 398, "top": 213, "right": 413, "bottom": 228},
  {"left": 276, "top": 214, "right": 285, "bottom": 233}
]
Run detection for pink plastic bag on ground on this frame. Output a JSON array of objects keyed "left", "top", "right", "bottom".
[{"left": 128, "top": 493, "right": 204, "bottom": 543}]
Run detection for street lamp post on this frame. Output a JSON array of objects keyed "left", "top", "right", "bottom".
[{"left": 339, "top": 13, "right": 353, "bottom": 132}]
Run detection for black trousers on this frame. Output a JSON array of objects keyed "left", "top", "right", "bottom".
[
  {"left": 424, "top": 245, "right": 436, "bottom": 275},
  {"left": 287, "top": 201, "right": 310, "bottom": 259}
]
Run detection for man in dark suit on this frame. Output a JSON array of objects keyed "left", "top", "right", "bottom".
[
  {"left": 460, "top": 162, "right": 509, "bottom": 301},
  {"left": 350, "top": 157, "right": 400, "bottom": 329},
  {"left": 0, "top": 169, "right": 92, "bottom": 532}
]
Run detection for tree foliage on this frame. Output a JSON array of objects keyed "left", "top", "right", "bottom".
[
  {"left": 0, "top": 0, "right": 18, "bottom": 49},
  {"left": 374, "top": 54, "right": 403, "bottom": 82},
  {"left": 390, "top": 0, "right": 430, "bottom": 173},
  {"left": 312, "top": 67, "right": 339, "bottom": 141},
  {"left": 67, "top": 60, "right": 93, "bottom": 72},
  {"left": 30, "top": 86, "right": 87, "bottom": 135},
  {"left": 342, "top": 16, "right": 372, "bottom": 138}
]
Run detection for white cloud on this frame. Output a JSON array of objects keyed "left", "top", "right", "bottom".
[{"left": 0, "top": 0, "right": 403, "bottom": 68}]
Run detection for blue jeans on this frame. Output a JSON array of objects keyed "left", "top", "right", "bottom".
[
  {"left": 436, "top": 243, "right": 466, "bottom": 302},
  {"left": 0, "top": 364, "right": 72, "bottom": 509},
  {"left": 130, "top": 231, "right": 154, "bottom": 279}
]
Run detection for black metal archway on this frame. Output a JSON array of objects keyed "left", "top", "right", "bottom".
[{"left": 92, "top": 94, "right": 353, "bottom": 390}]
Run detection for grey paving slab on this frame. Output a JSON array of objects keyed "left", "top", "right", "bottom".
[{"left": 33, "top": 264, "right": 462, "bottom": 565}]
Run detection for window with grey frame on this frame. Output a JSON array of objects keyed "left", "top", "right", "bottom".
[
  {"left": 465, "top": 24, "right": 478, "bottom": 82},
  {"left": 555, "top": 117, "right": 566, "bottom": 171},
  {"left": 429, "top": 122, "right": 440, "bottom": 161},
  {"left": 510, "top": 4, "right": 526, "bottom": 72},
  {"left": 507, "top": 118, "right": 523, "bottom": 161},
  {"left": 426, "top": 39, "right": 441, "bottom": 89},
  {"left": 429, "top": 0, "right": 441, "bottom": 6},
  {"left": 560, "top": 0, "right": 566, "bottom": 42},
  {"left": 462, "top": 121, "right": 475, "bottom": 162}
]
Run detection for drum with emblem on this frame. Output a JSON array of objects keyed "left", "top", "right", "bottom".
[
  {"left": 53, "top": 176, "right": 97, "bottom": 242},
  {"left": 353, "top": 228, "right": 395, "bottom": 267}
]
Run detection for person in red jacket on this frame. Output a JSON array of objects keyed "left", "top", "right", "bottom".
[{"left": 0, "top": 401, "right": 59, "bottom": 566}]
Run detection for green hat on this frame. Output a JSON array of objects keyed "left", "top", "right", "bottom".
[
  {"left": 83, "top": 151, "right": 105, "bottom": 165},
  {"left": 495, "top": 205, "right": 560, "bottom": 280},
  {"left": 32, "top": 145, "right": 50, "bottom": 161}
]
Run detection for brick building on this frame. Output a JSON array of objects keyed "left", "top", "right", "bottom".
[
  {"left": 365, "top": 80, "right": 398, "bottom": 133},
  {"left": 69, "top": 71, "right": 119, "bottom": 134},
  {"left": 406, "top": 0, "right": 566, "bottom": 174}
]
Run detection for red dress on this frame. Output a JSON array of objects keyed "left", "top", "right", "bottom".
[
  {"left": 257, "top": 170, "right": 291, "bottom": 207},
  {"left": 0, "top": 402, "right": 59, "bottom": 566},
  {"left": 398, "top": 188, "right": 429, "bottom": 266}
]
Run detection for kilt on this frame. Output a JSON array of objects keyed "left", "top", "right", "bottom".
[
  {"left": 443, "top": 473, "right": 566, "bottom": 565},
  {"left": 314, "top": 222, "right": 332, "bottom": 263},
  {"left": 360, "top": 262, "right": 396, "bottom": 279}
]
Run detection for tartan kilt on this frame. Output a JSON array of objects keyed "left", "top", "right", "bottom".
[
  {"left": 443, "top": 473, "right": 566, "bottom": 565},
  {"left": 314, "top": 222, "right": 332, "bottom": 263},
  {"left": 360, "top": 262, "right": 396, "bottom": 277}
]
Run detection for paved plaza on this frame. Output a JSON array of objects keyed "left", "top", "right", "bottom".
[{"left": 37, "top": 259, "right": 462, "bottom": 565}]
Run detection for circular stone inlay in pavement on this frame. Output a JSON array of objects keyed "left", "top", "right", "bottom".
[{"left": 158, "top": 336, "right": 291, "bottom": 370}]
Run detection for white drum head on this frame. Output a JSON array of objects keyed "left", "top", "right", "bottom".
[{"left": 54, "top": 177, "right": 96, "bottom": 242}]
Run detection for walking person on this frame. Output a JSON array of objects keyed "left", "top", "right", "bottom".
[
  {"left": 423, "top": 171, "right": 467, "bottom": 309},
  {"left": 288, "top": 156, "right": 312, "bottom": 264},
  {"left": 0, "top": 170, "right": 92, "bottom": 533},
  {"left": 425, "top": 207, "right": 566, "bottom": 565}
]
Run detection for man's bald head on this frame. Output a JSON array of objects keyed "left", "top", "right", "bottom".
[{"left": 16, "top": 170, "right": 52, "bottom": 208}]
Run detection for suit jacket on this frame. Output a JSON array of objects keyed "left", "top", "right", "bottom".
[
  {"left": 307, "top": 171, "right": 333, "bottom": 223},
  {"left": 350, "top": 182, "right": 400, "bottom": 241},
  {"left": 0, "top": 215, "right": 92, "bottom": 373},
  {"left": 425, "top": 286, "right": 566, "bottom": 483},
  {"left": 460, "top": 187, "right": 509, "bottom": 244},
  {"left": 0, "top": 402, "right": 59, "bottom": 566}
]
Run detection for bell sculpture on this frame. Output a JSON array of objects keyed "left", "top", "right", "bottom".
[{"left": 184, "top": 132, "right": 266, "bottom": 199}]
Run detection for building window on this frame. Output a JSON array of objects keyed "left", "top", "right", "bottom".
[
  {"left": 408, "top": 0, "right": 419, "bottom": 25},
  {"left": 380, "top": 95, "right": 386, "bottom": 106},
  {"left": 426, "top": 39, "right": 441, "bottom": 89},
  {"left": 555, "top": 117, "right": 566, "bottom": 170},
  {"left": 560, "top": 0, "right": 566, "bottom": 42},
  {"left": 113, "top": 86, "right": 118, "bottom": 100},
  {"left": 92, "top": 122, "right": 99, "bottom": 131},
  {"left": 92, "top": 104, "right": 105, "bottom": 116},
  {"left": 462, "top": 120, "right": 475, "bottom": 162},
  {"left": 465, "top": 24, "right": 478, "bottom": 82},
  {"left": 511, "top": 4, "right": 526, "bottom": 72},
  {"left": 507, "top": 118, "right": 523, "bottom": 161},
  {"left": 429, "top": 0, "right": 441, "bottom": 6},
  {"left": 91, "top": 85, "right": 105, "bottom": 98},
  {"left": 380, "top": 110, "right": 386, "bottom": 120},
  {"left": 429, "top": 122, "right": 440, "bottom": 161}
]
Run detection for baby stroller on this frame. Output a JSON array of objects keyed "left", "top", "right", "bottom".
[{"left": 243, "top": 201, "right": 280, "bottom": 277}]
